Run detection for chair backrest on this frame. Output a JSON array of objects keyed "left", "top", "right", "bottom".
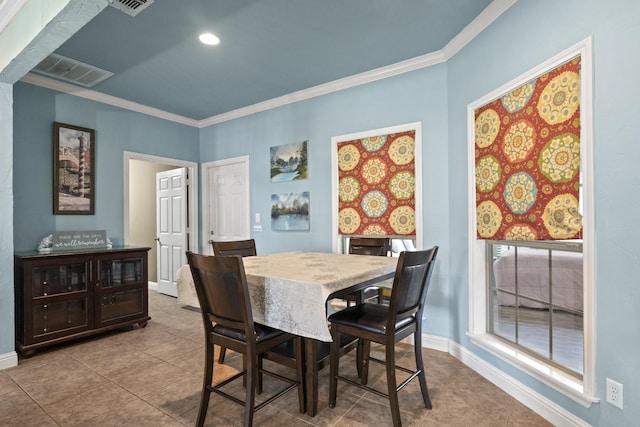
[
  {"left": 186, "top": 251, "right": 254, "bottom": 337},
  {"left": 387, "top": 246, "right": 439, "bottom": 325},
  {"left": 212, "top": 239, "right": 257, "bottom": 257},
  {"left": 348, "top": 237, "right": 391, "bottom": 257}
]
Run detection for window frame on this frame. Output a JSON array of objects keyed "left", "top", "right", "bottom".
[{"left": 466, "top": 37, "right": 596, "bottom": 407}]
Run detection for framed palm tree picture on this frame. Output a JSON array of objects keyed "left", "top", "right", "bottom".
[{"left": 53, "top": 122, "right": 95, "bottom": 215}]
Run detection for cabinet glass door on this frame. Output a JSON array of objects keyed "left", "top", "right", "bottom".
[
  {"left": 97, "top": 254, "right": 147, "bottom": 326},
  {"left": 100, "top": 258, "right": 143, "bottom": 287},
  {"left": 33, "top": 263, "right": 86, "bottom": 296}
]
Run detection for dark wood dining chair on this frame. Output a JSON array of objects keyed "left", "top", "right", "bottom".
[
  {"left": 186, "top": 252, "right": 304, "bottom": 427},
  {"left": 328, "top": 247, "right": 439, "bottom": 427},
  {"left": 211, "top": 238, "right": 257, "bottom": 363},
  {"left": 211, "top": 239, "right": 257, "bottom": 257},
  {"left": 341, "top": 237, "right": 391, "bottom": 306}
]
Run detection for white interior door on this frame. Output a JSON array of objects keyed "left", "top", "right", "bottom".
[
  {"left": 156, "top": 167, "right": 188, "bottom": 297},
  {"left": 204, "top": 157, "right": 250, "bottom": 248}
]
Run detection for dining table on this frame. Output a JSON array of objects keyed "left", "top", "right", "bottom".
[
  {"left": 176, "top": 251, "right": 398, "bottom": 416},
  {"left": 245, "top": 251, "right": 398, "bottom": 416}
]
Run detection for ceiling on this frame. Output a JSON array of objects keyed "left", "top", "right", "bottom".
[{"left": 35, "top": 0, "right": 496, "bottom": 123}]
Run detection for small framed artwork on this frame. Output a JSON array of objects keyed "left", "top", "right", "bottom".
[
  {"left": 270, "top": 140, "right": 308, "bottom": 182},
  {"left": 271, "top": 192, "right": 310, "bottom": 231},
  {"left": 53, "top": 122, "right": 95, "bottom": 215}
]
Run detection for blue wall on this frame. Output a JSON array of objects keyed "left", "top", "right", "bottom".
[
  {"left": 13, "top": 82, "right": 200, "bottom": 252},
  {"left": 446, "top": 0, "right": 640, "bottom": 425}
]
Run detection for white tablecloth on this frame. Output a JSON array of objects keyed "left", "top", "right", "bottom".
[{"left": 176, "top": 251, "right": 397, "bottom": 341}]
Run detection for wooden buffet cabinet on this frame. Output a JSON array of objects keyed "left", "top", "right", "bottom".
[{"left": 14, "top": 246, "right": 151, "bottom": 355}]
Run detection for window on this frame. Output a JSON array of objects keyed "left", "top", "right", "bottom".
[
  {"left": 467, "top": 38, "right": 596, "bottom": 405},
  {"left": 331, "top": 122, "right": 423, "bottom": 253},
  {"left": 487, "top": 240, "right": 583, "bottom": 377}
]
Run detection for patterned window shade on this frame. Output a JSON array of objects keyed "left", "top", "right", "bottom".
[
  {"left": 337, "top": 131, "right": 416, "bottom": 236},
  {"left": 474, "top": 56, "right": 582, "bottom": 240}
]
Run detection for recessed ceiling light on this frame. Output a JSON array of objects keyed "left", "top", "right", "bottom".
[{"left": 199, "top": 33, "right": 220, "bottom": 46}]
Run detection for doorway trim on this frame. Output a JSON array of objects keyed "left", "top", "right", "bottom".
[
  {"left": 123, "top": 150, "right": 199, "bottom": 258},
  {"left": 201, "top": 155, "right": 250, "bottom": 255}
]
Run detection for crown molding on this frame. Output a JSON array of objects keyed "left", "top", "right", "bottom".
[
  {"left": 199, "top": 50, "right": 447, "bottom": 128},
  {"left": 0, "top": 0, "right": 28, "bottom": 34},
  {"left": 18, "top": 0, "right": 516, "bottom": 129},
  {"left": 442, "top": 0, "right": 517, "bottom": 59},
  {"left": 202, "top": 0, "right": 517, "bottom": 127},
  {"left": 20, "top": 72, "right": 199, "bottom": 127}
]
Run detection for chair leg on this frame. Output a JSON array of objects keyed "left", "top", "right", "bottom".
[
  {"left": 356, "top": 339, "right": 362, "bottom": 378},
  {"left": 196, "top": 342, "right": 215, "bottom": 427},
  {"left": 218, "top": 346, "right": 227, "bottom": 363},
  {"left": 329, "top": 328, "right": 341, "bottom": 408},
  {"left": 257, "top": 355, "right": 263, "bottom": 394},
  {"left": 360, "top": 339, "right": 371, "bottom": 385},
  {"left": 243, "top": 353, "right": 257, "bottom": 427},
  {"left": 242, "top": 355, "right": 247, "bottom": 387},
  {"left": 414, "top": 330, "right": 432, "bottom": 409},
  {"left": 386, "top": 342, "right": 402, "bottom": 427}
]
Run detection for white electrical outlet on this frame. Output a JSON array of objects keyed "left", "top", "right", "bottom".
[{"left": 606, "top": 378, "right": 623, "bottom": 410}]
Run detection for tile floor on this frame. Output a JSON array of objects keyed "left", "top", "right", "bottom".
[{"left": 0, "top": 291, "right": 551, "bottom": 426}]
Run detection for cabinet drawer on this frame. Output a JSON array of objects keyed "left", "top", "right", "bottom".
[
  {"left": 100, "top": 288, "right": 144, "bottom": 321},
  {"left": 32, "top": 298, "right": 89, "bottom": 338}
]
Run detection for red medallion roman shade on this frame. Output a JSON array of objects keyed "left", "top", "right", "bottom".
[
  {"left": 337, "top": 130, "right": 416, "bottom": 236},
  {"left": 474, "top": 56, "right": 582, "bottom": 240}
]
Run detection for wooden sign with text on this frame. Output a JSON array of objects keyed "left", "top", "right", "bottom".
[{"left": 51, "top": 230, "right": 108, "bottom": 251}]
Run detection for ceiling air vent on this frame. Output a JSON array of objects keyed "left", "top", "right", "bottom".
[
  {"left": 32, "top": 53, "right": 114, "bottom": 88},
  {"left": 108, "top": 0, "right": 154, "bottom": 17}
]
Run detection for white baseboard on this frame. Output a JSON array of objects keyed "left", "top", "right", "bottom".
[
  {"left": 421, "top": 333, "right": 450, "bottom": 352},
  {"left": 148, "top": 281, "right": 158, "bottom": 292},
  {"left": 0, "top": 351, "right": 18, "bottom": 370},
  {"left": 422, "top": 335, "right": 588, "bottom": 427}
]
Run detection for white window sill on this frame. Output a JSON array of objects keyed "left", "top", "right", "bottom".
[{"left": 468, "top": 332, "right": 598, "bottom": 408}]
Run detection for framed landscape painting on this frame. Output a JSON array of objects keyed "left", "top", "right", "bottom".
[
  {"left": 271, "top": 192, "right": 310, "bottom": 231},
  {"left": 270, "top": 140, "right": 308, "bottom": 182},
  {"left": 53, "top": 122, "right": 95, "bottom": 215}
]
